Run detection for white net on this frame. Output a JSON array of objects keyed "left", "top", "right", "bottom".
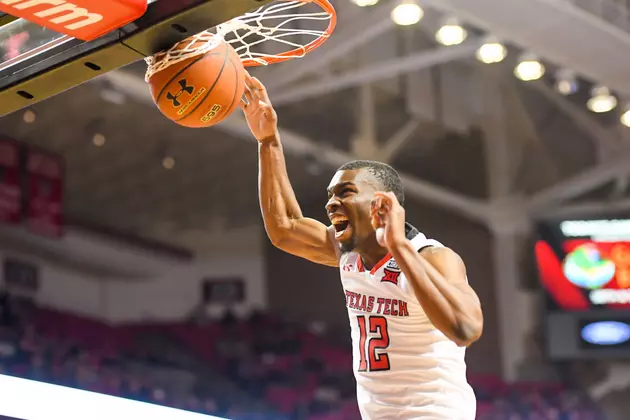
[{"left": 145, "top": 0, "right": 334, "bottom": 81}]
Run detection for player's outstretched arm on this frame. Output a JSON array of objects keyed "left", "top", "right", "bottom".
[{"left": 240, "top": 73, "right": 339, "bottom": 267}]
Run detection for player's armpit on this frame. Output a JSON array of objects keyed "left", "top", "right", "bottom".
[{"left": 268, "top": 218, "right": 340, "bottom": 267}]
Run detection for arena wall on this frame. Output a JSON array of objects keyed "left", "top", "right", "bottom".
[{"left": 0, "top": 225, "right": 266, "bottom": 323}]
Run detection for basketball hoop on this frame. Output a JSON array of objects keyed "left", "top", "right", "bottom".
[{"left": 145, "top": 0, "right": 336, "bottom": 81}]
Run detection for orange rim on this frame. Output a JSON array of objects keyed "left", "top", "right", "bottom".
[{"left": 240, "top": 0, "right": 337, "bottom": 67}]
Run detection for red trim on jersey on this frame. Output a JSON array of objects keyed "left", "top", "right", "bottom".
[{"left": 357, "top": 253, "right": 393, "bottom": 275}]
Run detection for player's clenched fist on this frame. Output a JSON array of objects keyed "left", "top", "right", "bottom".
[
  {"left": 371, "top": 191, "right": 407, "bottom": 249},
  {"left": 240, "top": 71, "right": 279, "bottom": 142}
]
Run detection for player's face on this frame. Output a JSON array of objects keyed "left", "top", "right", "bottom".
[{"left": 326, "top": 169, "right": 381, "bottom": 253}]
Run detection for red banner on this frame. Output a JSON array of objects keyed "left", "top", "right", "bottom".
[
  {"left": 0, "top": 0, "right": 147, "bottom": 42},
  {"left": 25, "top": 148, "right": 64, "bottom": 237},
  {"left": 0, "top": 139, "right": 22, "bottom": 225}
]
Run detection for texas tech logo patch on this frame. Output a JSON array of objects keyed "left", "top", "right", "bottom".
[{"left": 381, "top": 259, "right": 401, "bottom": 285}]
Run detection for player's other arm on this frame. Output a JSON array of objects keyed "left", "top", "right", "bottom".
[
  {"left": 393, "top": 244, "right": 483, "bottom": 347},
  {"left": 371, "top": 192, "right": 483, "bottom": 347},
  {"left": 241, "top": 73, "right": 339, "bottom": 267}
]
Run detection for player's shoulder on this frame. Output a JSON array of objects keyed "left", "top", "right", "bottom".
[
  {"left": 419, "top": 246, "right": 466, "bottom": 272},
  {"left": 407, "top": 228, "right": 464, "bottom": 266},
  {"left": 414, "top": 244, "right": 471, "bottom": 288}
]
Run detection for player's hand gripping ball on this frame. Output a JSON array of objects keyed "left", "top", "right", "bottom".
[
  {"left": 148, "top": 37, "right": 245, "bottom": 128},
  {"left": 240, "top": 72, "right": 279, "bottom": 142}
]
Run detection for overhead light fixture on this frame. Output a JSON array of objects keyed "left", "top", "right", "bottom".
[
  {"left": 92, "top": 133, "right": 106, "bottom": 147},
  {"left": 350, "top": 0, "right": 379, "bottom": 6},
  {"left": 162, "top": 156, "right": 175, "bottom": 169},
  {"left": 621, "top": 108, "right": 630, "bottom": 127},
  {"left": 435, "top": 18, "right": 467, "bottom": 46},
  {"left": 391, "top": 1, "right": 423, "bottom": 26},
  {"left": 23, "top": 109, "right": 36, "bottom": 123},
  {"left": 475, "top": 38, "right": 507, "bottom": 64},
  {"left": 555, "top": 69, "right": 578, "bottom": 95},
  {"left": 587, "top": 86, "right": 617, "bottom": 113},
  {"left": 514, "top": 53, "right": 545, "bottom": 81}
]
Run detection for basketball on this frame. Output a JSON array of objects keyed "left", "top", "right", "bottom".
[{"left": 148, "top": 38, "right": 245, "bottom": 128}]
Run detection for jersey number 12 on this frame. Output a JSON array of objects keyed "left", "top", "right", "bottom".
[{"left": 357, "top": 315, "right": 391, "bottom": 372}]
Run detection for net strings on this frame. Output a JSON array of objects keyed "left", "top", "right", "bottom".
[{"left": 145, "top": 1, "right": 332, "bottom": 81}]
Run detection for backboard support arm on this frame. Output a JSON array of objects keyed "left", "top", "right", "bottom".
[{"left": 0, "top": 0, "right": 273, "bottom": 116}]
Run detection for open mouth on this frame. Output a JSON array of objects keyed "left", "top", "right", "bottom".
[
  {"left": 334, "top": 220, "right": 349, "bottom": 232},
  {"left": 330, "top": 215, "right": 352, "bottom": 240}
]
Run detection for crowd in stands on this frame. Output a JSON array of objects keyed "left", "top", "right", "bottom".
[{"left": 0, "top": 292, "right": 605, "bottom": 419}]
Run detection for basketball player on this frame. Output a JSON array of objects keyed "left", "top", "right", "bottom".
[{"left": 240, "top": 72, "right": 483, "bottom": 419}]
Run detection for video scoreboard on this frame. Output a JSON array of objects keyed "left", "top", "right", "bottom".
[{"left": 536, "top": 218, "right": 630, "bottom": 359}]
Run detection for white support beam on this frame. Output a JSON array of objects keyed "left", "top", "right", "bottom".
[
  {"left": 103, "top": 71, "right": 492, "bottom": 222},
  {"left": 612, "top": 176, "right": 629, "bottom": 198},
  {"left": 528, "top": 81, "right": 621, "bottom": 159},
  {"left": 477, "top": 67, "right": 534, "bottom": 381},
  {"left": 403, "top": 23, "right": 438, "bottom": 121},
  {"left": 526, "top": 150, "right": 630, "bottom": 212},
  {"left": 489, "top": 228, "right": 533, "bottom": 382},
  {"left": 358, "top": 83, "right": 377, "bottom": 144},
  {"left": 479, "top": 72, "right": 514, "bottom": 197},
  {"left": 380, "top": 119, "right": 420, "bottom": 163},
  {"left": 260, "top": 2, "right": 397, "bottom": 90},
  {"left": 524, "top": 68, "right": 630, "bottom": 214},
  {"left": 350, "top": 83, "right": 379, "bottom": 159},
  {"left": 271, "top": 39, "right": 484, "bottom": 106},
  {"left": 221, "top": 115, "right": 492, "bottom": 222},
  {"left": 502, "top": 79, "right": 560, "bottom": 186}
]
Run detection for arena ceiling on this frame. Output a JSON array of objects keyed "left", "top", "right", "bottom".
[{"left": 0, "top": 0, "right": 630, "bottom": 253}]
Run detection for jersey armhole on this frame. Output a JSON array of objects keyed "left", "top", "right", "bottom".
[
  {"left": 418, "top": 245, "right": 433, "bottom": 253},
  {"left": 418, "top": 244, "right": 470, "bottom": 285}
]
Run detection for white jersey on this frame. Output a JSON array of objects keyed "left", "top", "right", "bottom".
[{"left": 339, "top": 230, "right": 476, "bottom": 420}]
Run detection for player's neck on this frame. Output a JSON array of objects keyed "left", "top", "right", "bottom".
[{"left": 357, "top": 239, "right": 390, "bottom": 271}]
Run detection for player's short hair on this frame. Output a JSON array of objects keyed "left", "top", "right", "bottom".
[{"left": 338, "top": 160, "right": 405, "bottom": 206}]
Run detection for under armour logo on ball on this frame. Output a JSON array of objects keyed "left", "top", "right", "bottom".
[{"left": 166, "top": 79, "right": 194, "bottom": 107}]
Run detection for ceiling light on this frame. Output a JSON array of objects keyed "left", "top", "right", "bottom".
[
  {"left": 587, "top": 86, "right": 617, "bottom": 113},
  {"left": 391, "top": 1, "right": 423, "bottom": 26},
  {"left": 514, "top": 53, "right": 545, "bottom": 81},
  {"left": 555, "top": 69, "right": 578, "bottom": 95},
  {"left": 435, "top": 19, "right": 467, "bottom": 46},
  {"left": 92, "top": 133, "right": 106, "bottom": 147},
  {"left": 350, "top": 0, "right": 379, "bottom": 6},
  {"left": 23, "top": 109, "right": 36, "bottom": 123},
  {"left": 621, "top": 108, "right": 630, "bottom": 127},
  {"left": 162, "top": 156, "right": 175, "bottom": 169},
  {"left": 475, "top": 39, "right": 506, "bottom": 64}
]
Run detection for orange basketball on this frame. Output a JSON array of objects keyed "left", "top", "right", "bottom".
[{"left": 148, "top": 39, "right": 245, "bottom": 128}]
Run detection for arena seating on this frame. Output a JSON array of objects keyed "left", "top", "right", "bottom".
[{"left": 0, "top": 298, "right": 605, "bottom": 419}]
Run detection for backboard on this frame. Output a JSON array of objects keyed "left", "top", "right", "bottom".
[{"left": 0, "top": 0, "right": 273, "bottom": 117}]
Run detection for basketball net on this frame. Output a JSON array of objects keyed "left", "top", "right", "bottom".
[{"left": 145, "top": 0, "right": 335, "bottom": 82}]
